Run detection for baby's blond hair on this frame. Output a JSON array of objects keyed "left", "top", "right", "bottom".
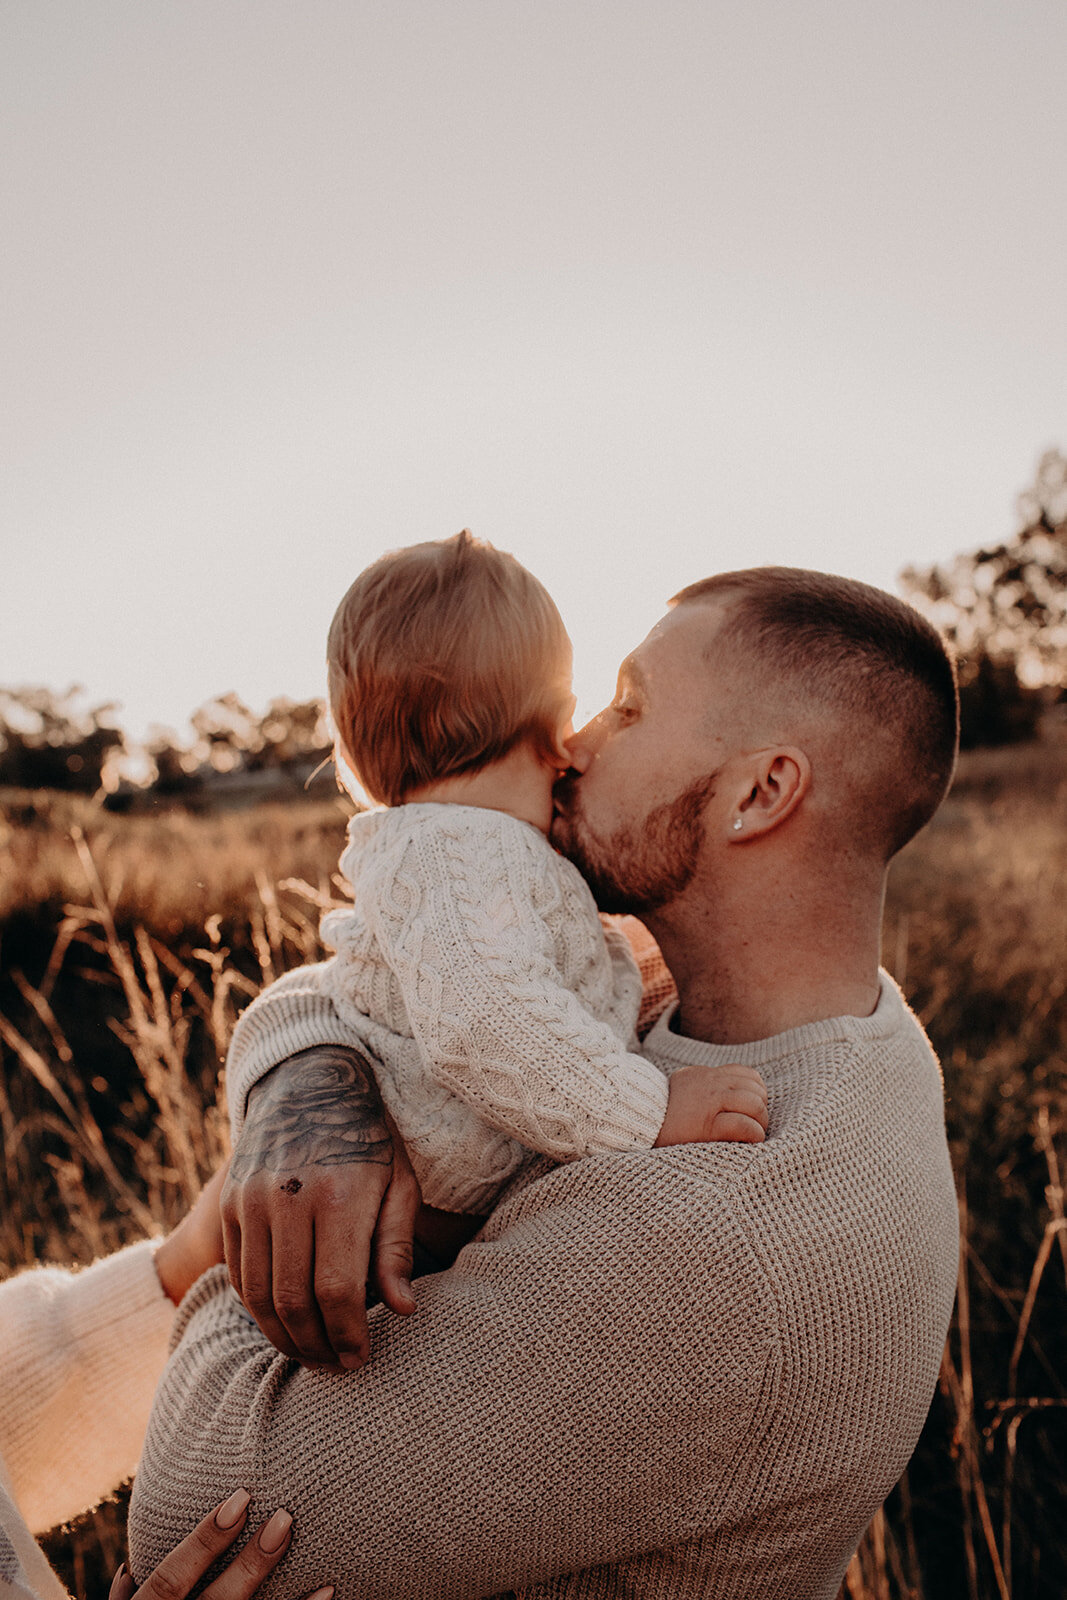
[{"left": 327, "top": 530, "right": 573, "bottom": 806}]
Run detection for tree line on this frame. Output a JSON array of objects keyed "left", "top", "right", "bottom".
[
  {"left": 900, "top": 446, "right": 1067, "bottom": 747},
  {"left": 4, "top": 449, "right": 1066, "bottom": 794},
  {"left": 0, "top": 689, "right": 333, "bottom": 798}
]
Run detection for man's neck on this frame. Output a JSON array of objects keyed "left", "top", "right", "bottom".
[{"left": 645, "top": 865, "right": 885, "bottom": 1046}]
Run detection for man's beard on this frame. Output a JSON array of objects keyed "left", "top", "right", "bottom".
[{"left": 552, "top": 769, "right": 720, "bottom": 915}]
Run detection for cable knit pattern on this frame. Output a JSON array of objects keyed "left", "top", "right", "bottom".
[
  {"left": 295, "top": 805, "right": 668, "bottom": 1212},
  {"left": 0, "top": 1241, "right": 174, "bottom": 1600},
  {"left": 130, "top": 974, "right": 959, "bottom": 1600}
]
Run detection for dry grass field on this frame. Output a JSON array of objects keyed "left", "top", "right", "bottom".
[{"left": 1, "top": 746, "right": 1065, "bottom": 1599}]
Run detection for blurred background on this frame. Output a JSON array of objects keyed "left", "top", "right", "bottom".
[{"left": 2, "top": 3, "right": 1065, "bottom": 1597}]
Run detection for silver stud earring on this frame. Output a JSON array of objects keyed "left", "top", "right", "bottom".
[{"left": 732, "top": 818, "right": 743, "bottom": 832}]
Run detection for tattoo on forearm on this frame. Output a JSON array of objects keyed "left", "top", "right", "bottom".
[{"left": 230, "top": 1046, "right": 394, "bottom": 1179}]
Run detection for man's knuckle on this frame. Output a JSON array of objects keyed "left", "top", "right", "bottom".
[
  {"left": 242, "top": 1278, "right": 271, "bottom": 1312},
  {"left": 380, "top": 1240, "right": 414, "bottom": 1270},
  {"left": 317, "top": 1176, "right": 356, "bottom": 1212},
  {"left": 273, "top": 1287, "right": 311, "bottom": 1323},
  {"left": 314, "top": 1267, "right": 353, "bottom": 1304}
]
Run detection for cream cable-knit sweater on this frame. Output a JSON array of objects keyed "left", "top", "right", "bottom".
[
  {"left": 270, "top": 804, "right": 669, "bottom": 1212},
  {"left": 130, "top": 973, "right": 959, "bottom": 1600},
  {"left": 0, "top": 1240, "right": 173, "bottom": 1600}
]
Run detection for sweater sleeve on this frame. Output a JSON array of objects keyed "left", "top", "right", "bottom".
[
  {"left": 128, "top": 1149, "right": 773, "bottom": 1599},
  {"left": 352, "top": 822, "right": 669, "bottom": 1158},
  {"left": 224, "top": 962, "right": 372, "bottom": 1143},
  {"left": 0, "top": 1240, "right": 174, "bottom": 1535}
]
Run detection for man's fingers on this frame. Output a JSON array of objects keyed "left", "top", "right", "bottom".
[
  {"left": 200, "top": 1509, "right": 294, "bottom": 1599},
  {"left": 323, "top": 1202, "right": 375, "bottom": 1368},
  {"left": 709, "top": 1112, "right": 767, "bottom": 1144},
  {"left": 222, "top": 1201, "right": 244, "bottom": 1305},
  {"left": 271, "top": 1211, "right": 337, "bottom": 1367},
  {"left": 372, "top": 1162, "right": 419, "bottom": 1318},
  {"left": 313, "top": 1211, "right": 374, "bottom": 1366},
  {"left": 238, "top": 1217, "right": 304, "bottom": 1363},
  {"left": 125, "top": 1492, "right": 251, "bottom": 1599}
]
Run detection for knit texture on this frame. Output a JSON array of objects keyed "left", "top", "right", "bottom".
[
  {"left": 235, "top": 804, "right": 669, "bottom": 1212},
  {"left": 130, "top": 974, "right": 958, "bottom": 1599},
  {"left": 0, "top": 1240, "right": 174, "bottom": 1600}
]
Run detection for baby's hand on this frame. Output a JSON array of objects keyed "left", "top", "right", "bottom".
[{"left": 653, "top": 1063, "right": 769, "bottom": 1147}]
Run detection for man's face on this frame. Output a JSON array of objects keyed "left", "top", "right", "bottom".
[{"left": 551, "top": 601, "right": 737, "bottom": 915}]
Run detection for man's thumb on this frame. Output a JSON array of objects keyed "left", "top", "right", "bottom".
[{"left": 373, "top": 1177, "right": 418, "bottom": 1315}]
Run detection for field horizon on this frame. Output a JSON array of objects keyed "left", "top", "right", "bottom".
[{"left": 1, "top": 740, "right": 1065, "bottom": 1599}]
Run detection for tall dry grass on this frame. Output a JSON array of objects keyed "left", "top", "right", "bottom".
[{"left": 0, "top": 749, "right": 1064, "bottom": 1598}]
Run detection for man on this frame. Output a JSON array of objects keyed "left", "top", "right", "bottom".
[{"left": 129, "top": 568, "right": 960, "bottom": 1599}]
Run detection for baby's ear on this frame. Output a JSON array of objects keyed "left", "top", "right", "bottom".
[{"left": 549, "top": 696, "right": 577, "bottom": 769}]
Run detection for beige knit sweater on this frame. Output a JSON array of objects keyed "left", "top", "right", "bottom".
[
  {"left": 0, "top": 1241, "right": 173, "bottom": 1600},
  {"left": 129, "top": 973, "right": 958, "bottom": 1599}
]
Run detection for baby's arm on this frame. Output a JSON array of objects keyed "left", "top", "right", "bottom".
[
  {"left": 352, "top": 819, "right": 671, "bottom": 1157},
  {"left": 362, "top": 819, "right": 767, "bottom": 1157},
  {"left": 609, "top": 918, "right": 768, "bottom": 1147}
]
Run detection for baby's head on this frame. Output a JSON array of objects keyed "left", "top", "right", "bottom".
[{"left": 328, "top": 529, "right": 574, "bottom": 806}]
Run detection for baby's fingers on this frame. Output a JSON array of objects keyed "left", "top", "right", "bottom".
[
  {"left": 719, "top": 1085, "right": 769, "bottom": 1129},
  {"left": 709, "top": 1111, "right": 767, "bottom": 1144},
  {"left": 728, "top": 1066, "right": 769, "bottom": 1103}
]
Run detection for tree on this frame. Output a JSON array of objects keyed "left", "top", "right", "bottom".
[
  {"left": 120, "top": 694, "right": 335, "bottom": 805},
  {"left": 0, "top": 688, "right": 125, "bottom": 792},
  {"left": 900, "top": 449, "right": 1067, "bottom": 745},
  {"left": 188, "top": 693, "right": 332, "bottom": 773}
]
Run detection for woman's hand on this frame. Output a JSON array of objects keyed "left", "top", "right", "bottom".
[{"left": 109, "top": 1490, "right": 333, "bottom": 1600}]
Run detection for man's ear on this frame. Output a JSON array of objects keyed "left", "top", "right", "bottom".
[{"left": 728, "top": 747, "right": 811, "bottom": 839}]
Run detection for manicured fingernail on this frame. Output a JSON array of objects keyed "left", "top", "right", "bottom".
[
  {"left": 215, "top": 1488, "right": 250, "bottom": 1528},
  {"left": 306, "top": 1589, "right": 335, "bottom": 1600},
  {"left": 339, "top": 1350, "right": 365, "bottom": 1370},
  {"left": 115, "top": 1563, "right": 128, "bottom": 1580},
  {"left": 258, "top": 1508, "right": 293, "bottom": 1553}
]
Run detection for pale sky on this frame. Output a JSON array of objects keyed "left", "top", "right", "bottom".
[{"left": 3, "top": 0, "right": 1066, "bottom": 739}]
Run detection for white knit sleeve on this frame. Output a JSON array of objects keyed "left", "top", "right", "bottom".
[
  {"left": 0, "top": 1240, "right": 173, "bottom": 1535},
  {"left": 224, "top": 962, "right": 371, "bottom": 1142},
  {"left": 367, "top": 822, "right": 669, "bottom": 1158}
]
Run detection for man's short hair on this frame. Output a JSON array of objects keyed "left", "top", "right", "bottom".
[
  {"left": 327, "top": 530, "right": 572, "bottom": 806},
  {"left": 671, "top": 567, "right": 960, "bottom": 860}
]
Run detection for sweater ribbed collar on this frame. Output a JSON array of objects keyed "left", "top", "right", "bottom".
[{"left": 643, "top": 970, "right": 905, "bottom": 1072}]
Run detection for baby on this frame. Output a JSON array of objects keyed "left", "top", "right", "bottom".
[{"left": 311, "top": 529, "right": 767, "bottom": 1247}]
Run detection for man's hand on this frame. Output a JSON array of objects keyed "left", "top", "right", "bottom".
[
  {"left": 653, "top": 1062, "right": 769, "bottom": 1147},
  {"left": 221, "top": 1046, "right": 420, "bottom": 1368}
]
